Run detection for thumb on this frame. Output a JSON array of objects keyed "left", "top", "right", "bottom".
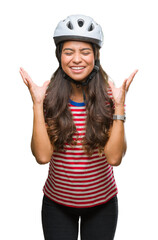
[
  {"left": 122, "top": 79, "right": 128, "bottom": 91},
  {"left": 43, "top": 80, "right": 50, "bottom": 90}
]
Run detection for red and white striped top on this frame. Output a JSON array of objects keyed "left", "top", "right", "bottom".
[{"left": 43, "top": 94, "right": 118, "bottom": 208}]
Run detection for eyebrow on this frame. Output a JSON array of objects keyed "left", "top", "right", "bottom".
[
  {"left": 80, "top": 48, "right": 92, "bottom": 51},
  {"left": 63, "top": 48, "right": 74, "bottom": 51},
  {"left": 63, "top": 48, "right": 92, "bottom": 52}
]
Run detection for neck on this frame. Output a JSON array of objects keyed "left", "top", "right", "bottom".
[{"left": 70, "top": 83, "right": 86, "bottom": 102}]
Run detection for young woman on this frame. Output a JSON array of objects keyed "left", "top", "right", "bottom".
[{"left": 20, "top": 15, "right": 138, "bottom": 240}]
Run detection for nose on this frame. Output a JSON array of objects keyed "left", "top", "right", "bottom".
[{"left": 72, "top": 52, "right": 82, "bottom": 64}]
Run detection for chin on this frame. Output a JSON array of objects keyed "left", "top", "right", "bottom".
[
  {"left": 71, "top": 76, "right": 86, "bottom": 81},
  {"left": 67, "top": 72, "right": 90, "bottom": 82}
]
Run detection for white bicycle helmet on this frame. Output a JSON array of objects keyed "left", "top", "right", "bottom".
[{"left": 53, "top": 15, "right": 104, "bottom": 48}]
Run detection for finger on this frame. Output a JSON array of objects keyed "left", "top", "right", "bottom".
[
  {"left": 42, "top": 81, "right": 50, "bottom": 95},
  {"left": 20, "top": 67, "right": 28, "bottom": 77},
  {"left": 128, "top": 69, "right": 138, "bottom": 82},
  {"left": 43, "top": 80, "right": 50, "bottom": 89},
  {"left": 19, "top": 69, "right": 29, "bottom": 86},
  {"left": 126, "top": 69, "right": 138, "bottom": 91},
  {"left": 122, "top": 79, "right": 128, "bottom": 91},
  {"left": 19, "top": 68, "right": 28, "bottom": 81},
  {"left": 126, "top": 78, "right": 133, "bottom": 92},
  {"left": 19, "top": 67, "right": 34, "bottom": 89},
  {"left": 19, "top": 67, "right": 33, "bottom": 84}
]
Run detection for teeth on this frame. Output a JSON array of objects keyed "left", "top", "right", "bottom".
[{"left": 71, "top": 67, "right": 84, "bottom": 70}]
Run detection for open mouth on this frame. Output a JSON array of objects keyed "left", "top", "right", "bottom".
[
  {"left": 71, "top": 67, "right": 85, "bottom": 70},
  {"left": 70, "top": 66, "right": 86, "bottom": 73}
]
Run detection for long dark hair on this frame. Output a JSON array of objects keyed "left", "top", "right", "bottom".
[{"left": 43, "top": 43, "right": 114, "bottom": 155}]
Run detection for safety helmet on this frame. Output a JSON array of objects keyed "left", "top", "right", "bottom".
[{"left": 53, "top": 15, "right": 104, "bottom": 48}]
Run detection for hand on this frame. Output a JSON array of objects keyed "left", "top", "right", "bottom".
[
  {"left": 19, "top": 67, "right": 50, "bottom": 105},
  {"left": 108, "top": 69, "right": 138, "bottom": 107}
]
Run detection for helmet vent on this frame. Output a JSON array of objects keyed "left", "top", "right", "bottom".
[
  {"left": 88, "top": 23, "right": 94, "bottom": 31},
  {"left": 67, "top": 21, "right": 73, "bottom": 30},
  {"left": 78, "top": 19, "right": 84, "bottom": 27}
]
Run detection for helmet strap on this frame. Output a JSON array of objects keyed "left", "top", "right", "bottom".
[{"left": 59, "top": 59, "right": 100, "bottom": 87}]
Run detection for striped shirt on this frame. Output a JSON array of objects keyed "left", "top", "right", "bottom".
[{"left": 43, "top": 93, "right": 118, "bottom": 208}]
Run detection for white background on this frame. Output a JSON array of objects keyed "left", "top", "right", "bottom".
[{"left": 0, "top": 0, "right": 158, "bottom": 239}]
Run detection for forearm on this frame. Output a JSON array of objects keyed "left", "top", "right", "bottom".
[
  {"left": 31, "top": 103, "right": 53, "bottom": 164},
  {"left": 104, "top": 105, "right": 127, "bottom": 166}
]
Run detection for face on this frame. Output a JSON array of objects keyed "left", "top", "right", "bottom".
[{"left": 61, "top": 41, "right": 95, "bottom": 81}]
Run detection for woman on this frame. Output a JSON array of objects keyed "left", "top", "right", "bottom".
[{"left": 20, "top": 15, "right": 138, "bottom": 240}]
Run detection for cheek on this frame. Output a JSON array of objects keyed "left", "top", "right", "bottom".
[
  {"left": 61, "top": 53, "right": 72, "bottom": 63},
  {"left": 87, "top": 54, "right": 95, "bottom": 65},
  {"left": 61, "top": 56, "right": 69, "bottom": 71},
  {"left": 87, "top": 58, "right": 95, "bottom": 70}
]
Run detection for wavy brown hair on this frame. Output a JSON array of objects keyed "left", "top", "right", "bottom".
[{"left": 43, "top": 43, "right": 114, "bottom": 155}]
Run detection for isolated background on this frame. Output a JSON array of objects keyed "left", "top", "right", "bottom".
[{"left": 0, "top": 0, "right": 158, "bottom": 239}]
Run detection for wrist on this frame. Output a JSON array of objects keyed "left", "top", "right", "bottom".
[
  {"left": 33, "top": 102, "right": 44, "bottom": 111},
  {"left": 113, "top": 114, "right": 126, "bottom": 122},
  {"left": 114, "top": 105, "right": 125, "bottom": 115}
]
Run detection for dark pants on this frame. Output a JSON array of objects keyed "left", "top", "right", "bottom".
[{"left": 42, "top": 195, "right": 118, "bottom": 240}]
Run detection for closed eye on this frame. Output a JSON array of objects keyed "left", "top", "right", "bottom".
[
  {"left": 64, "top": 52, "right": 73, "bottom": 56},
  {"left": 82, "top": 52, "right": 91, "bottom": 55}
]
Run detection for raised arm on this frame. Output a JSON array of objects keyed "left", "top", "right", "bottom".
[
  {"left": 104, "top": 69, "right": 138, "bottom": 166},
  {"left": 19, "top": 67, "right": 53, "bottom": 164}
]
